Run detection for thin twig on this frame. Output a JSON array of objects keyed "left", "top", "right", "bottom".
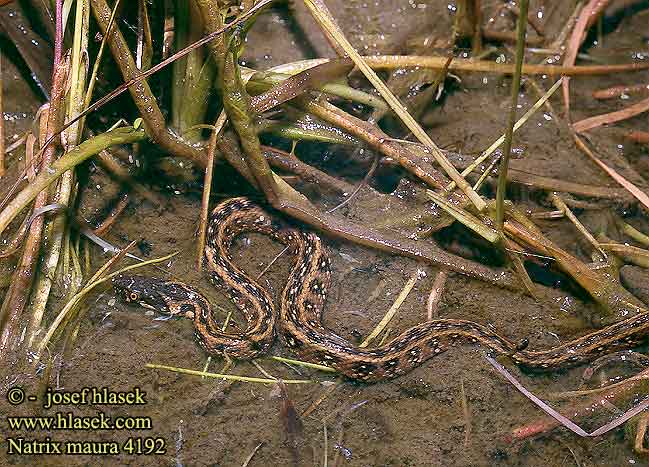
[
  {"left": 96, "top": 148, "right": 162, "bottom": 204},
  {"left": 426, "top": 190, "right": 499, "bottom": 243},
  {"left": 146, "top": 364, "right": 313, "bottom": 384},
  {"left": 486, "top": 356, "right": 649, "bottom": 438},
  {"left": 562, "top": 0, "right": 606, "bottom": 117},
  {"left": 257, "top": 246, "right": 290, "bottom": 280},
  {"left": 551, "top": 193, "right": 606, "bottom": 259},
  {"left": 274, "top": 55, "right": 649, "bottom": 78},
  {"left": 506, "top": 2, "right": 544, "bottom": 36},
  {"left": 264, "top": 146, "right": 354, "bottom": 194},
  {"left": 302, "top": 383, "right": 339, "bottom": 418},
  {"left": 460, "top": 378, "right": 472, "bottom": 447},
  {"left": 359, "top": 269, "right": 421, "bottom": 348},
  {"left": 271, "top": 356, "right": 335, "bottom": 373},
  {"left": 93, "top": 192, "right": 130, "bottom": 235},
  {"left": 196, "top": 111, "right": 227, "bottom": 270},
  {"left": 327, "top": 153, "right": 378, "bottom": 214},
  {"left": 323, "top": 421, "right": 328, "bottom": 467},
  {"left": 451, "top": 77, "right": 563, "bottom": 190},
  {"left": 512, "top": 365, "right": 649, "bottom": 441},
  {"left": 241, "top": 442, "right": 264, "bottom": 467},
  {"left": 593, "top": 83, "right": 649, "bottom": 100},
  {"left": 572, "top": 132, "right": 649, "bottom": 210},
  {"left": 573, "top": 96, "right": 649, "bottom": 133},
  {"left": 252, "top": 361, "right": 276, "bottom": 380},
  {"left": 618, "top": 221, "right": 649, "bottom": 248},
  {"left": 426, "top": 271, "right": 448, "bottom": 320}
]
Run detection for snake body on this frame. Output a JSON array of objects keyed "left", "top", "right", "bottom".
[{"left": 113, "top": 198, "right": 649, "bottom": 382}]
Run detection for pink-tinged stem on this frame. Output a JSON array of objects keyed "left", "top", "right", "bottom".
[{"left": 53, "top": 0, "right": 63, "bottom": 68}]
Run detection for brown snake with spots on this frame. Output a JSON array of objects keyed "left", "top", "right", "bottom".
[{"left": 113, "top": 197, "right": 649, "bottom": 382}]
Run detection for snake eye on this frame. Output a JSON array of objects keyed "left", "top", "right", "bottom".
[{"left": 129, "top": 292, "right": 139, "bottom": 301}]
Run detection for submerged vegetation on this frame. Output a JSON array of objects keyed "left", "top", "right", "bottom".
[{"left": 0, "top": 0, "right": 648, "bottom": 464}]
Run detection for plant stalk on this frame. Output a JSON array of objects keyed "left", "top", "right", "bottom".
[{"left": 495, "top": 0, "right": 529, "bottom": 229}]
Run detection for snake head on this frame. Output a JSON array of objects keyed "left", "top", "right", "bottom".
[{"left": 112, "top": 275, "right": 196, "bottom": 318}]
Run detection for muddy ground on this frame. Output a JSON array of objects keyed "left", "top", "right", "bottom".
[{"left": 1, "top": 1, "right": 649, "bottom": 466}]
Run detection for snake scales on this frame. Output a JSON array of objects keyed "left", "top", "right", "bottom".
[{"left": 113, "top": 198, "right": 649, "bottom": 382}]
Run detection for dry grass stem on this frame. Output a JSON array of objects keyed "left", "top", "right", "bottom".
[
  {"left": 460, "top": 378, "right": 472, "bottom": 447},
  {"left": 271, "top": 356, "right": 335, "bottom": 373},
  {"left": 302, "top": 383, "right": 339, "bottom": 418},
  {"left": 257, "top": 246, "right": 290, "bottom": 280},
  {"left": 425, "top": 190, "right": 499, "bottom": 243},
  {"left": 593, "top": 83, "right": 649, "bottom": 100},
  {"left": 302, "top": 0, "right": 486, "bottom": 211},
  {"left": 488, "top": 356, "right": 649, "bottom": 438},
  {"left": 572, "top": 133, "right": 649, "bottom": 210},
  {"left": 145, "top": 363, "right": 313, "bottom": 384},
  {"left": 573, "top": 96, "right": 649, "bottom": 133},
  {"left": 34, "top": 247, "right": 177, "bottom": 359},
  {"left": 252, "top": 360, "right": 276, "bottom": 380},
  {"left": 618, "top": 221, "right": 649, "bottom": 248},
  {"left": 241, "top": 442, "right": 264, "bottom": 467},
  {"left": 426, "top": 271, "right": 448, "bottom": 320},
  {"left": 196, "top": 110, "right": 227, "bottom": 269},
  {"left": 452, "top": 77, "right": 563, "bottom": 190},
  {"left": 551, "top": 193, "right": 607, "bottom": 259},
  {"left": 562, "top": 0, "right": 606, "bottom": 117},
  {"left": 360, "top": 269, "right": 420, "bottom": 348}
]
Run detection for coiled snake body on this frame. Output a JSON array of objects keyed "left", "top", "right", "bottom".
[{"left": 113, "top": 198, "right": 649, "bottom": 382}]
